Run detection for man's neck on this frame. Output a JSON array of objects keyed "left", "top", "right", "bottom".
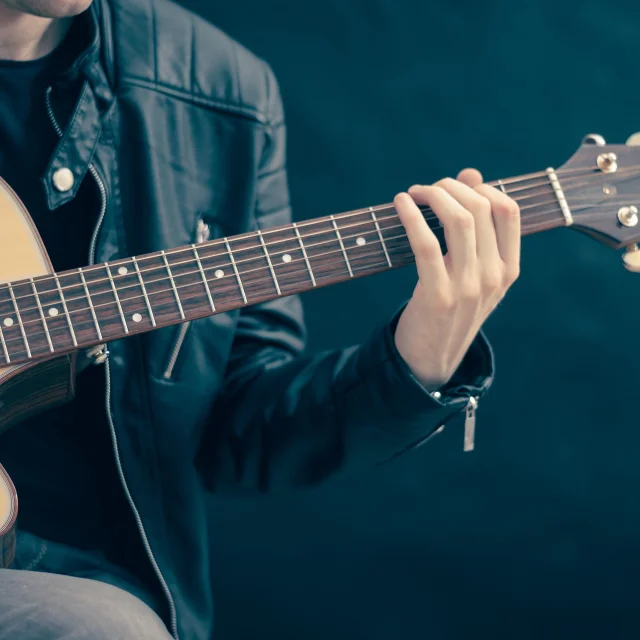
[{"left": 0, "top": 7, "right": 72, "bottom": 61}]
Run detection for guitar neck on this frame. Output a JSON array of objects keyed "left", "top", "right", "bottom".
[{"left": 0, "top": 169, "right": 567, "bottom": 367}]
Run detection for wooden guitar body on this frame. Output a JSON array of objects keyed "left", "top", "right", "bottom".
[{"left": 0, "top": 179, "right": 76, "bottom": 568}]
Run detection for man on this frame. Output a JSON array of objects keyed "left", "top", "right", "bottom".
[{"left": 0, "top": 0, "right": 520, "bottom": 638}]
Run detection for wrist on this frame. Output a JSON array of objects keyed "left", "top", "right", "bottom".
[{"left": 393, "top": 306, "right": 452, "bottom": 391}]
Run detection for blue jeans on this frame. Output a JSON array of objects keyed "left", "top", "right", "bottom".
[{"left": 0, "top": 531, "right": 172, "bottom": 639}]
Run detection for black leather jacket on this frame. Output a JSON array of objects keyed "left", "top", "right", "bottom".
[{"left": 41, "top": 1, "right": 494, "bottom": 637}]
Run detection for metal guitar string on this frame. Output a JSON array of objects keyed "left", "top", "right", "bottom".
[
  {"left": 2, "top": 163, "right": 636, "bottom": 310},
  {"left": 0, "top": 199, "right": 629, "bottom": 355},
  {"left": 0, "top": 185, "right": 631, "bottom": 323},
  {"left": 0, "top": 165, "right": 638, "bottom": 357},
  {"left": 0, "top": 187, "right": 636, "bottom": 349}
]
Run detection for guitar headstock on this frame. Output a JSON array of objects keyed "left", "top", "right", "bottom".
[{"left": 558, "top": 133, "right": 640, "bottom": 270}]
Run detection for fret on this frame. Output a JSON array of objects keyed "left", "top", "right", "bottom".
[
  {"left": 29, "top": 277, "right": 54, "bottom": 354},
  {"left": 7, "top": 284, "right": 31, "bottom": 358},
  {"left": 160, "top": 251, "right": 186, "bottom": 320},
  {"left": 224, "top": 238, "right": 248, "bottom": 304},
  {"left": 0, "top": 325, "right": 10, "bottom": 364},
  {"left": 330, "top": 215, "right": 354, "bottom": 277},
  {"left": 293, "top": 222, "right": 316, "bottom": 287},
  {"left": 90, "top": 261, "right": 153, "bottom": 333},
  {"left": 132, "top": 257, "right": 157, "bottom": 326},
  {"left": 369, "top": 208, "right": 392, "bottom": 268},
  {"left": 30, "top": 277, "right": 76, "bottom": 350},
  {"left": 297, "top": 218, "right": 355, "bottom": 286},
  {"left": 191, "top": 246, "right": 216, "bottom": 312},
  {"left": 257, "top": 229, "right": 282, "bottom": 296},
  {"left": 8, "top": 279, "right": 59, "bottom": 359},
  {"left": 104, "top": 263, "right": 129, "bottom": 333},
  {"left": 376, "top": 207, "right": 416, "bottom": 267},
  {"left": 78, "top": 268, "right": 103, "bottom": 341},
  {"left": 158, "top": 248, "right": 217, "bottom": 319},
  {"left": 331, "top": 211, "right": 392, "bottom": 277},
  {"left": 53, "top": 275, "right": 78, "bottom": 347}
]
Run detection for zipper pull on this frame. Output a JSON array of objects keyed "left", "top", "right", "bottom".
[
  {"left": 87, "top": 344, "right": 109, "bottom": 366},
  {"left": 463, "top": 396, "right": 478, "bottom": 452},
  {"left": 196, "top": 218, "right": 211, "bottom": 243}
]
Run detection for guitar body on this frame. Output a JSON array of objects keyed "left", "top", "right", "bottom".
[{"left": 0, "top": 179, "right": 77, "bottom": 568}]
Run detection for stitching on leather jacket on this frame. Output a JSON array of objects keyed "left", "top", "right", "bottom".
[{"left": 121, "top": 77, "right": 270, "bottom": 124}]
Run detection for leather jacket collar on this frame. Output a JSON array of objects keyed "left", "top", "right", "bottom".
[{"left": 43, "top": 2, "right": 114, "bottom": 211}]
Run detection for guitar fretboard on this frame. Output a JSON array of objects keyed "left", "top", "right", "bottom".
[{"left": 0, "top": 172, "right": 564, "bottom": 367}]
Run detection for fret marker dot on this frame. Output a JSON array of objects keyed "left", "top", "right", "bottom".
[
  {"left": 282, "top": 254, "right": 292, "bottom": 263},
  {"left": 356, "top": 237, "right": 366, "bottom": 246},
  {"left": 48, "top": 307, "right": 59, "bottom": 317},
  {"left": 3, "top": 318, "right": 13, "bottom": 327},
  {"left": 132, "top": 313, "right": 143, "bottom": 323},
  {"left": 215, "top": 269, "right": 224, "bottom": 278},
  {"left": 118, "top": 266, "right": 128, "bottom": 276}
]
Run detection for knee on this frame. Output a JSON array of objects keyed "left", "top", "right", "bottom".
[
  {"left": 50, "top": 580, "right": 171, "bottom": 640},
  {"left": 0, "top": 570, "right": 171, "bottom": 640}
]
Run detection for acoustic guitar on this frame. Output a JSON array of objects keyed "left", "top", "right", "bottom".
[{"left": 1, "top": 133, "right": 640, "bottom": 568}]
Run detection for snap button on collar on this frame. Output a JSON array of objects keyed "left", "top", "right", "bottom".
[{"left": 52, "top": 167, "right": 75, "bottom": 192}]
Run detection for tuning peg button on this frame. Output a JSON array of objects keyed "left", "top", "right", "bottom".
[
  {"left": 622, "top": 244, "right": 640, "bottom": 272},
  {"left": 618, "top": 206, "right": 639, "bottom": 227},
  {"left": 627, "top": 132, "right": 640, "bottom": 146},
  {"left": 583, "top": 133, "right": 606, "bottom": 146}
]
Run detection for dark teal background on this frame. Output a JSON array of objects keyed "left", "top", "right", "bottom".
[{"left": 178, "top": 1, "right": 640, "bottom": 638}]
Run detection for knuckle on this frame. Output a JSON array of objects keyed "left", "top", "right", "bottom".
[
  {"left": 481, "top": 268, "right": 503, "bottom": 291},
  {"left": 495, "top": 198, "right": 520, "bottom": 219},
  {"left": 435, "top": 177, "right": 456, "bottom": 190},
  {"left": 505, "top": 263, "right": 521, "bottom": 284},
  {"left": 417, "top": 237, "right": 441, "bottom": 260},
  {"left": 429, "top": 185, "right": 446, "bottom": 199},
  {"left": 471, "top": 193, "right": 492, "bottom": 217},
  {"left": 459, "top": 279, "right": 481, "bottom": 301},
  {"left": 453, "top": 209, "right": 474, "bottom": 229},
  {"left": 435, "top": 290, "right": 456, "bottom": 310}
]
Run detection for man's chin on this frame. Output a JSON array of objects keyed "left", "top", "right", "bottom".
[{"left": 1, "top": 0, "right": 93, "bottom": 18}]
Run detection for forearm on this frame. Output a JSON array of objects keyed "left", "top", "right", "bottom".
[{"left": 196, "top": 311, "right": 493, "bottom": 492}]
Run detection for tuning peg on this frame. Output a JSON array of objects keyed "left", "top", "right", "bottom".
[
  {"left": 622, "top": 244, "right": 640, "bottom": 272},
  {"left": 627, "top": 132, "right": 640, "bottom": 146},
  {"left": 583, "top": 133, "right": 606, "bottom": 146}
]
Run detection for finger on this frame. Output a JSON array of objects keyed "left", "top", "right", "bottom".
[
  {"left": 407, "top": 184, "right": 476, "bottom": 277},
  {"left": 456, "top": 168, "right": 483, "bottom": 188},
  {"left": 433, "top": 177, "right": 499, "bottom": 262},
  {"left": 475, "top": 183, "right": 521, "bottom": 276},
  {"left": 393, "top": 192, "right": 449, "bottom": 290}
]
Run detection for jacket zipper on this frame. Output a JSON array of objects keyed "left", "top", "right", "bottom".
[
  {"left": 46, "top": 87, "right": 180, "bottom": 640},
  {"left": 162, "top": 218, "right": 211, "bottom": 380},
  {"left": 463, "top": 396, "right": 477, "bottom": 452}
]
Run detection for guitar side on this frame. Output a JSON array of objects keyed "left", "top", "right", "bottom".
[{"left": 0, "top": 178, "right": 77, "bottom": 568}]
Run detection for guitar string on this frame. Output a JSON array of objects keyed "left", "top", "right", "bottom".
[
  {"left": 1, "top": 155, "right": 638, "bottom": 336},
  {"left": 0, "top": 159, "right": 638, "bottom": 348},
  {"left": 0, "top": 200, "right": 619, "bottom": 355},
  {"left": 2, "top": 164, "right": 637, "bottom": 309},
  {"left": 1, "top": 162, "right": 635, "bottom": 303},
  {"left": 0, "top": 185, "right": 615, "bottom": 316},
  {"left": 0, "top": 187, "right": 636, "bottom": 322},
  {"left": 0, "top": 241, "right": 416, "bottom": 355},
  {"left": 0, "top": 254, "right": 407, "bottom": 360}
]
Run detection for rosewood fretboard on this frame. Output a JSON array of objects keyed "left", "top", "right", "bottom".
[{"left": 0, "top": 171, "right": 565, "bottom": 367}]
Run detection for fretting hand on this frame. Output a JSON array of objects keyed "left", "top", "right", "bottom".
[{"left": 394, "top": 168, "right": 521, "bottom": 390}]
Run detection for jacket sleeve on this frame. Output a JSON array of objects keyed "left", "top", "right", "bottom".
[{"left": 196, "top": 62, "right": 495, "bottom": 492}]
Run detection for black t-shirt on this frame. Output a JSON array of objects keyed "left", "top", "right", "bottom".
[{"left": 0, "top": 26, "right": 156, "bottom": 591}]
